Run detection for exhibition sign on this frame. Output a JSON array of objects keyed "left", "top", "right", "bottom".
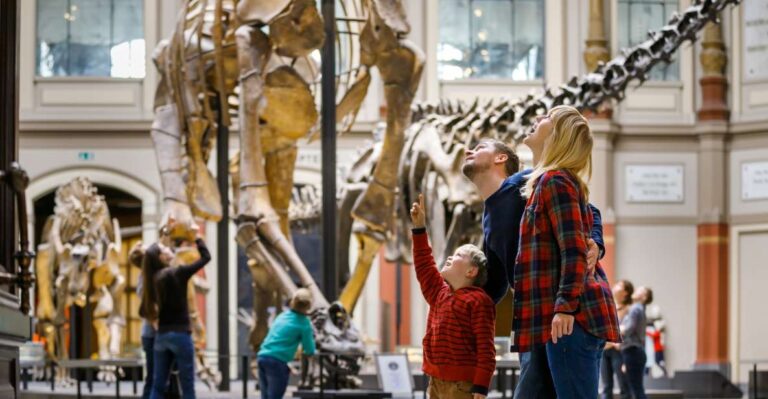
[{"left": 625, "top": 164, "right": 685, "bottom": 203}]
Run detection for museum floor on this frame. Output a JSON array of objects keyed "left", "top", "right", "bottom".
[{"left": 18, "top": 381, "right": 754, "bottom": 399}]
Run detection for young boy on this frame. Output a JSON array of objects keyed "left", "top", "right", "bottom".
[
  {"left": 257, "top": 289, "right": 316, "bottom": 399},
  {"left": 410, "top": 194, "right": 496, "bottom": 399}
]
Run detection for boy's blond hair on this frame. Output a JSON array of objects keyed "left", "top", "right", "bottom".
[
  {"left": 456, "top": 244, "right": 488, "bottom": 287},
  {"left": 290, "top": 288, "right": 313, "bottom": 314}
]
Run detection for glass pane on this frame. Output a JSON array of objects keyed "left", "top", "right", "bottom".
[
  {"left": 68, "top": 0, "right": 111, "bottom": 76},
  {"left": 36, "top": 0, "right": 145, "bottom": 78},
  {"left": 36, "top": 0, "right": 69, "bottom": 77},
  {"left": 618, "top": 0, "right": 679, "bottom": 81},
  {"left": 438, "top": 0, "right": 471, "bottom": 80},
  {"left": 438, "top": 0, "right": 544, "bottom": 81},
  {"left": 470, "top": 0, "right": 514, "bottom": 78},
  {"left": 111, "top": 0, "right": 145, "bottom": 78},
  {"left": 512, "top": 0, "right": 544, "bottom": 80}
]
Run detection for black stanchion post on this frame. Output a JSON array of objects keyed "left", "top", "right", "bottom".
[
  {"left": 217, "top": 98, "right": 231, "bottom": 391},
  {"left": 50, "top": 363, "right": 54, "bottom": 391},
  {"left": 754, "top": 363, "right": 758, "bottom": 399},
  {"left": 116, "top": 367, "right": 121, "bottom": 398},
  {"left": 319, "top": 353, "right": 325, "bottom": 399},
  {"left": 320, "top": 0, "right": 337, "bottom": 301},
  {"left": 242, "top": 354, "right": 248, "bottom": 399}
]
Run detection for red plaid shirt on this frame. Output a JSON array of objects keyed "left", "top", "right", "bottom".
[{"left": 512, "top": 170, "right": 620, "bottom": 352}]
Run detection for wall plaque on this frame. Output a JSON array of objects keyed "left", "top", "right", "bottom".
[
  {"left": 742, "top": 161, "right": 768, "bottom": 201},
  {"left": 744, "top": 0, "right": 768, "bottom": 80},
  {"left": 625, "top": 165, "right": 684, "bottom": 203}
]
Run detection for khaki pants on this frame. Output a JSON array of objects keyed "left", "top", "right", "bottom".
[{"left": 428, "top": 377, "right": 474, "bottom": 399}]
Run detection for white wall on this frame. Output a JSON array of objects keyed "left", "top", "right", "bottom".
[
  {"left": 20, "top": 136, "right": 161, "bottom": 191},
  {"left": 735, "top": 230, "right": 768, "bottom": 383},
  {"left": 615, "top": 224, "right": 698, "bottom": 375}
]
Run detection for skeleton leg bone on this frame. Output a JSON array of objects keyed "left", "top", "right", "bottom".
[
  {"left": 151, "top": 104, "right": 195, "bottom": 227},
  {"left": 236, "top": 23, "right": 328, "bottom": 308},
  {"left": 247, "top": 259, "right": 281, "bottom": 352},
  {"left": 350, "top": 38, "right": 424, "bottom": 232},
  {"left": 338, "top": 229, "right": 385, "bottom": 314}
]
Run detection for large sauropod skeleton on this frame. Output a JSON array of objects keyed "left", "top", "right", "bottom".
[
  {"left": 151, "top": 0, "right": 423, "bottom": 385},
  {"left": 35, "top": 177, "right": 126, "bottom": 381}
]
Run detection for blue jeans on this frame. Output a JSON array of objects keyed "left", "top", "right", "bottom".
[
  {"left": 514, "top": 345, "right": 556, "bottom": 399},
  {"left": 622, "top": 346, "right": 648, "bottom": 399},
  {"left": 257, "top": 355, "right": 290, "bottom": 399},
  {"left": 150, "top": 331, "right": 196, "bottom": 399},
  {"left": 601, "top": 348, "right": 629, "bottom": 399},
  {"left": 546, "top": 322, "right": 605, "bottom": 399},
  {"left": 142, "top": 336, "right": 155, "bottom": 399}
]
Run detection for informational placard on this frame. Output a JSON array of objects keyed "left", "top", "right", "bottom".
[
  {"left": 625, "top": 164, "right": 684, "bottom": 203},
  {"left": 375, "top": 353, "right": 413, "bottom": 396},
  {"left": 744, "top": 0, "right": 768, "bottom": 80},
  {"left": 742, "top": 161, "right": 768, "bottom": 201}
]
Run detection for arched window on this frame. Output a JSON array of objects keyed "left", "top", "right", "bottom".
[
  {"left": 618, "top": 0, "right": 679, "bottom": 81},
  {"left": 438, "top": 0, "right": 545, "bottom": 81},
  {"left": 36, "top": 0, "right": 145, "bottom": 78}
]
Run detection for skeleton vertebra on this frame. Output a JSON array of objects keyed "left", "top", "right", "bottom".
[{"left": 35, "top": 177, "right": 126, "bottom": 381}]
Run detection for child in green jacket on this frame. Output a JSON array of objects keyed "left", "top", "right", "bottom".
[{"left": 257, "top": 289, "right": 316, "bottom": 399}]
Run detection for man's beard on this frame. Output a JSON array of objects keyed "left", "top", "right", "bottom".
[{"left": 461, "top": 161, "right": 490, "bottom": 180}]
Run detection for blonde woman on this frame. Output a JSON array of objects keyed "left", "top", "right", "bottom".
[{"left": 513, "top": 105, "right": 620, "bottom": 399}]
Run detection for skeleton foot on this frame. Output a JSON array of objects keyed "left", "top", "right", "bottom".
[{"left": 195, "top": 353, "right": 221, "bottom": 391}]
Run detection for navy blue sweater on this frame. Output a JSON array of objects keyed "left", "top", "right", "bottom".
[{"left": 482, "top": 169, "right": 606, "bottom": 304}]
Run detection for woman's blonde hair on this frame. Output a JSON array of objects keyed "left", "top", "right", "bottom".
[{"left": 522, "top": 105, "right": 593, "bottom": 200}]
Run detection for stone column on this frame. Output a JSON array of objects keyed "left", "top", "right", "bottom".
[
  {"left": 590, "top": 121, "right": 617, "bottom": 282},
  {"left": 584, "top": 0, "right": 609, "bottom": 73},
  {"left": 584, "top": 0, "right": 612, "bottom": 119},
  {"left": 695, "top": 21, "right": 730, "bottom": 373},
  {"left": 698, "top": 22, "right": 729, "bottom": 120}
]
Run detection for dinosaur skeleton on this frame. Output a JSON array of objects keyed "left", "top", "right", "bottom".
[
  {"left": 34, "top": 177, "right": 126, "bottom": 382},
  {"left": 150, "top": 0, "right": 738, "bottom": 386},
  {"left": 151, "top": 0, "right": 423, "bottom": 387}
]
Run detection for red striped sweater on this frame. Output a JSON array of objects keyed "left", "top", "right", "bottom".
[{"left": 412, "top": 229, "right": 496, "bottom": 395}]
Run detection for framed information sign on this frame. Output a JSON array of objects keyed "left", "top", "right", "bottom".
[
  {"left": 625, "top": 164, "right": 684, "bottom": 203},
  {"left": 742, "top": 161, "right": 768, "bottom": 201},
  {"left": 744, "top": 0, "right": 768, "bottom": 80},
  {"left": 375, "top": 353, "right": 414, "bottom": 398}
]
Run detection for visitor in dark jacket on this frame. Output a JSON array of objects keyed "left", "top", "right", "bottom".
[{"left": 150, "top": 236, "right": 211, "bottom": 399}]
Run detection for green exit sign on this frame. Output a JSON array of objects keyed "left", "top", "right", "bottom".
[{"left": 78, "top": 152, "right": 95, "bottom": 161}]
